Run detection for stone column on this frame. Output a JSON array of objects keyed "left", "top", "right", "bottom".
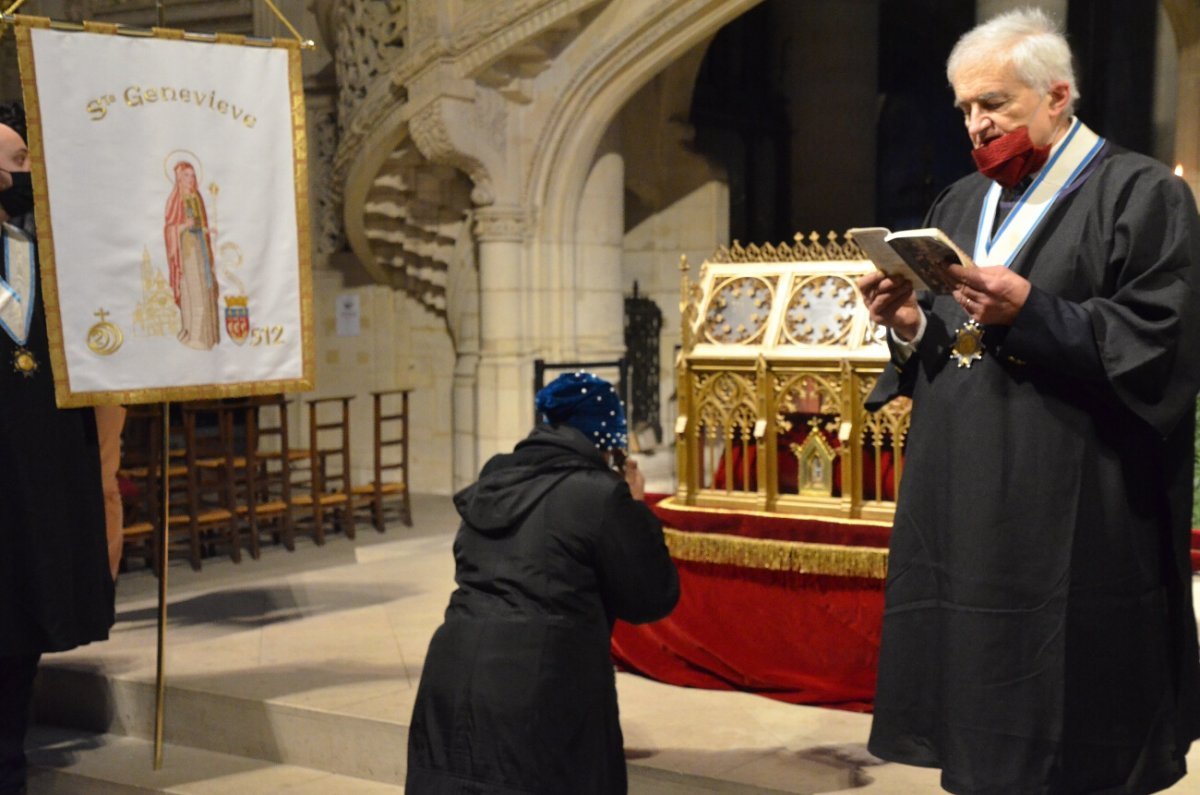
[
  {"left": 453, "top": 351, "right": 480, "bottom": 487},
  {"left": 472, "top": 205, "right": 530, "bottom": 466},
  {"left": 1175, "top": 36, "right": 1200, "bottom": 200},
  {"left": 572, "top": 126, "right": 626, "bottom": 358},
  {"left": 1153, "top": 5, "right": 1179, "bottom": 164}
]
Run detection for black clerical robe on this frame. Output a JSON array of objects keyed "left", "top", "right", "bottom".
[
  {"left": 0, "top": 224, "right": 114, "bottom": 656},
  {"left": 867, "top": 146, "right": 1200, "bottom": 794}
]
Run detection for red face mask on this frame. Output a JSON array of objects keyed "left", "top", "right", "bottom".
[{"left": 971, "top": 126, "right": 1051, "bottom": 189}]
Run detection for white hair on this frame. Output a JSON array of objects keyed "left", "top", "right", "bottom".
[{"left": 947, "top": 7, "right": 1079, "bottom": 112}]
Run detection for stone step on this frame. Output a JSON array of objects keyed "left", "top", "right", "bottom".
[
  {"left": 33, "top": 665, "right": 407, "bottom": 787},
  {"left": 26, "top": 726, "right": 405, "bottom": 794},
  {"left": 31, "top": 663, "right": 811, "bottom": 794},
  {"left": 27, "top": 724, "right": 804, "bottom": 795}
]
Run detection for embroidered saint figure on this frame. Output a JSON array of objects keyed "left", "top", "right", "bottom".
[{"left": 163, "top": 160, "right": 219, "bottom": 350}]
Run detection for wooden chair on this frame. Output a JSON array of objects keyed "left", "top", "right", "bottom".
[
  {"left": 168, "top": 401, "right": 244, "bottom": 569},
  {"left": 195, "top": 401, "right": 261, "bottom": 559},
  {"left": 238, "top": 394, "right": 295, "bottom": 553},
  {"left": 252, "top": 394, "right": 309, "bottom": 550},
  {"left": 290, "top": 396, "right": 356, "bottom": 545},
  {"left": 352, "top": 388, "right": 413, "bottom": 531},
  {"left": 118, "top": 403, "right": 165, "bottom": 574}
]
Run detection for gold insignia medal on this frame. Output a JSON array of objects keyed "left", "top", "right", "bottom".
[
  {"left": 951, "top": 319, "right": 984, "bottom": 368},
  {"left": 12, "top": 346, "right": 37, "bottom": 377}
]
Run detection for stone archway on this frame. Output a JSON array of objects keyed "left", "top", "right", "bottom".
[
  {"left": 527, "top": 0, "right": 762, "bottom": 302},
  {"left": 461, "top": 0, "right": 769, "bottom": 470}
]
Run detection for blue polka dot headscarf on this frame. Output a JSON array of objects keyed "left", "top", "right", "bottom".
[{"left": 535, "top": 371, "right": 628, "bottom": 451}]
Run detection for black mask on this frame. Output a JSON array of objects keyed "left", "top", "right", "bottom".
[{"left": 0, "top": 170, "right": 33, "bottom": 218}]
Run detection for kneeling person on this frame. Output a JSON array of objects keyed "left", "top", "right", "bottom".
[{"left": 407, "top": 372, "right": 679, "bottom": 794}]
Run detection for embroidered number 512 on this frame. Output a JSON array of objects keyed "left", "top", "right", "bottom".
[{"left": 250, "top": 326, "right": 284, "bottom": 346}]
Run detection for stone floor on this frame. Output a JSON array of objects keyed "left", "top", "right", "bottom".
[{"left": 24, "top": 456, "right": 1200, "bottom": 793}]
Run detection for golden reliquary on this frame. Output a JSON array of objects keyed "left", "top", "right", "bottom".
[{"left": 674, "top": 231, "right": 912, "bottom": 522}]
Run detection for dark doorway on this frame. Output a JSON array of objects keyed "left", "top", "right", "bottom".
[
  {"left": 688, "top": 2, "right": 791, "bottom": 244},
  {"left": 1068, "top": 0, "right": 1158, "bottom": 156},
  {"left": 874, "top": 0, "right": 976, "bottom": 231}
]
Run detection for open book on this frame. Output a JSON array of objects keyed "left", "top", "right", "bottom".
[{"left": 848, "top": 227, "right": 975, "bottom": 295}]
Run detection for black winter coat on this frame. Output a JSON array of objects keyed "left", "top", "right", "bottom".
[{"left": 406, "top": 424, "right": 679, "bottom": 794}]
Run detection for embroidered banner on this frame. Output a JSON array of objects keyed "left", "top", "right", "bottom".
[{"left": 14, "top": 18, "right": 313, "bottom": 407}]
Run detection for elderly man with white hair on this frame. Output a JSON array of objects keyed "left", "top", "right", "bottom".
[{"left": 858, "top": 8, "right": 1200, "bottom": 794}]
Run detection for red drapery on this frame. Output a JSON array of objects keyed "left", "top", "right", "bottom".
[
  {"left": 611, "top": 497, "right": 890, "bottom": 712},
  {"left": 613, "top": 508, "right": 1198, "bottom": 712}
]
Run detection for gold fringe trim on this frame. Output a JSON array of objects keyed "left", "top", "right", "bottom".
[
  {"left": 655, "top": 495, "right": 894, "bottom": 528},
  {"left": 664, "top": 527, "right": 888, "bottom": 579}
]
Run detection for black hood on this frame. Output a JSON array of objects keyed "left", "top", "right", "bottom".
[{"left": 453, "top": 424, "right": 610, "bottom": 536}]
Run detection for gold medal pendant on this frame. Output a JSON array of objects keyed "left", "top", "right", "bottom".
[
  {"left": 951, "top": 320, "right": 984, "bottom": 368},
  {"left": 12, "top": 346, "right": 38, "bottom": 377}
]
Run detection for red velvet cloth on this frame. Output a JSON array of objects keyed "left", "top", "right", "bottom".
[
  {"left": 613, "top": 510, "right": 1198, "bottom": 709},
  {"left": 611, "top": 496, "right": 888, "bottom": 711},
  {"left": 612, "top": 561, "right": 883, "bottom": 711}
]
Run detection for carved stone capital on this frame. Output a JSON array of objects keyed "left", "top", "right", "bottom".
[
  {"left": 408, "top": 100, "right": 496, "bottom": 206},
  {"left": 473, "top": 206, "right": 528, "bottom": 242}
]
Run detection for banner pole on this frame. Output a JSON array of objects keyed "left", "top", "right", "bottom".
[
  {"left": 3, "top": 10, "right": 315, "bottom": 49},
  {"left": 260, "top": 0, "right": 314, "bottom": 48},
  {"left": 154, "top": 400, "right": 170, "bottom": 769},
  {"left": 152, "top": 7, "right": 168, "bottom": 768}
]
